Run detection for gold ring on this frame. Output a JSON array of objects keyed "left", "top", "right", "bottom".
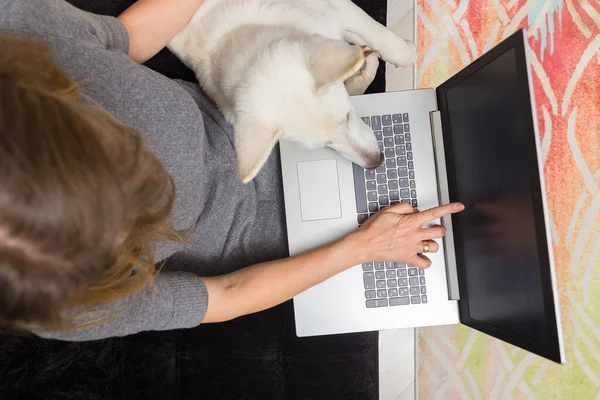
[{"left": 422, "top": 242, "right": 430, "bottom": 253}]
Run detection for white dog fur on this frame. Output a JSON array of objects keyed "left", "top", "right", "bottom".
[{"left": 169, "top": 0, "right": 417, "bottom": 183}]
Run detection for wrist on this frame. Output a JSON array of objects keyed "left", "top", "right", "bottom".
[{"left": 334, "top": 230, "right": 371, "bottom": 266}]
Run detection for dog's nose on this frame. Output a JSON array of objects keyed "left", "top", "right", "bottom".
[{"left": 365, "top": 152, "right": 384, "bottom": 170}]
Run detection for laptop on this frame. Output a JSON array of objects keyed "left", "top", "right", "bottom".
[{"left": 279, "top": 29, "right": 565, "bottom": 363}]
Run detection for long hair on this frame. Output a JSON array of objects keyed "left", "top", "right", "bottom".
[{"left": 0, "top": 33, "right": 180, "bottom": 331}]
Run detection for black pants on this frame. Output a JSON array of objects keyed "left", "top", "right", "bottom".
[{"left": 0, "top": 1, "right": 385, "bottom": 398}]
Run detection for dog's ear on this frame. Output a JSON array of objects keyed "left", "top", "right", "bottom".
[
  {"left": 306, "top": 35, "right": 365, "bottom": 93},
  {"left": 235, "top": 119, "right": 283, "bottom": 183}
]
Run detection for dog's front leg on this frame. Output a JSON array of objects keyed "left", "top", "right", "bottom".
[{"left": 330, "top": 0, "right": 417, "bottom": 67}]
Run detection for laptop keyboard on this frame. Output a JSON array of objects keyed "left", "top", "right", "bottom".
[{"left": 353, "top": 113, "right": 428, "bottom": 308}]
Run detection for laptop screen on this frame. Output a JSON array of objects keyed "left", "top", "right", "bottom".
[{"left": 436, "top": 30, "right": 563, "bottom": 363}]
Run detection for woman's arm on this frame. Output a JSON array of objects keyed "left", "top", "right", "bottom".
[
  {"left": 202, "top": 202, "right": 465, "bottom": 323},
  {"left": 117, "top": 0, "right": 205, "bottom": 63}
]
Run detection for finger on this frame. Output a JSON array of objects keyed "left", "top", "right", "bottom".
[
  {"left": 415, "top": 203, "right": 464, "bottom": 225},
  {"left": 417, "top": 225, "right": 446, "bottom": 241},
  {"left": 408, "top": 254, "right": 432, "bottom": 269},
  {"left": 416, "top": 239, "right": 439, "bottom": 254},
  {"left": 385, "top": 202, "right": 414, "bottom": 215}
]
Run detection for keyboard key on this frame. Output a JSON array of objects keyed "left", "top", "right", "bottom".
[
  {"left": 421, "top": 295, "right": 428, "bottom": 303},
  {"left": 352, "top": 164, "right": 368, "bottom": 213},
  {"left": 377, "top": 174, "right": 386, "bottom": 184},
  {"left": 407, "top": 152, "right": 413, "bottom": 161},
  {"left": 366, "top": 299, "right": 388, "bottom": 308},
  {"left": 406, "top": 142, "right": 412, "bottom": 151},
  {"left": 400, "top": 188, "right": 410, "bottom": 198},
  {"left": 384, "top": 148, "right": 395, "bottom": 158},
  {"left": 367, "top": 191, "right": 377, "bottom": 202},
  {"left": 387, "top": 279, "right": 397, "bottom": 287},
  {"left": 397, "top": 156, "right": 407, "bottom": 167},
  {"left": 405, "top": 133, "right": 412, "bottom": 141},
  {"left": 358, "top": 214, "right": 369, "bottom": 225},
  {"left": 396, "top": 145, "right": 406, "bottom": 156},
  {"left": 393, "top": 124, "right": 404, "bottom": 134},
  {"left": 374, "top": 131, "right": 382, "bottom": 140},
  {"left": 368, "top": 202, "right": 379, "bottom": 212},
  {"left": 376, "top": 280, "right": 386, "bottom": 289},
  {"left": 383, "top": 126, "right": 393, "bottom": 136},
  {"left": 371, "top": 116, "right": 382, "bottom": 130},
  {"left": 411, "top": 189, "right": 417, "bottom": 198},
  {"left": 389, "top": 190, "right": 399, "bottom": 201},
  {"left": 388, "top": 288, "right": 399, "bottom": 297},
  {"left": 408, "top": 268, "right": 418, "bottom": 276},
  {"left": 392, "top": 114, "right": 403, "bottom": 124},
  {"left": 365, "top": 169, "right": 376, "bottom": 180},
  {"left": 408, "top": 161, "right": 414, "bottom": 170},
  {"left": 365, "top": 290, "right": 376, "bottom": 299},
  {"left": 410, "top": 286, "right": 420, "bottom": 295},
  {"left": 363, "top": 272, "right": 375, "bottom": 289},
  {"left": 388, "top": 180, "right": 398, "bottom": 190},
  {"left": 420, "top": 276, "right": 426, "bottom": 285},
  {"left": 382, "top": 115, "right": 392, "bottom": 126},
  {"left": 398, "top": 269, "right": 408, "bottom": 277},
  {"left": 410, "top": 180, "right": 416, "bottom": 189},
  {"left": 409, "top": 277, "right": 419, "bottom": 286},
  {"left": 375, "top": 271, "right": 385, "bottom": 279},
  {"left": 398, "top": 278, "right": 408, "bottom": 286},
  {"left": 390, "top": 201, "right": 399, "bottom": 205},
  {"left": 396, "top": 262, "right": 407, "bottom": 268},
  {"left": 398, "top": 167, "right": 408, "bottom": 177},
  {"left": 394, "top": 135, "right": 405, "bottom": 145},
  {"left": 399, "top": 178, "right": 409, "bottom": 187},
  {"left": 411, "top": 296, "right": 421, "bottom": 304},
  {"left": 412, "top": 199, "right": 418, "bottom": 207},
  {"left": 387, "top": 168, "right": 398, "bottom": 180},
  {"left": 421, "top": 286, "right": 427, "bottom": 294},
  {"left": 376, "top": 164, "right": 385, "bottom": 173},
  {"left": 374, "top": 261, "right": 385, "bottom": 270},
  {"left": 378, "top": 142, "right": 383, "bottom": 151},
  {"left": 401, "top": 199, "right": 410, "bottom": 204},
  {"left": 377, "top": 184, "right": 387, "bottom": 195},
  {"left": 399, "top": 287, "right": 409, "bottom": 296},
  {"left": 419, "top": 269, "right": 425, "bottom": 276},
  {"left": 390, "top": 296, "right": 410, "bottom": 306},
  {"left": 377, "top": 289, "right": 388, "bottom": 298},
  {"left": 409, "top": 170, "right": 415, "bottom": 179},
  {"left": 379, "top": 195, "right": 389, "bottom": 205},
  {"left": 362, "top": 261, "right": 374, "bottom": 271},
  {"left": 367, "top": 180, "right": 376, "bottom": 190},
  {"left": 361, "top": 117, "right": 370, "bottom": 126},
  {"left": 404, "top": 124, "right": 410, "bottom": 132},
  {"left": 384, "top": 137, "right": 394, "bottom": 147},
  {"left": 403, "top": 113, "right": 409, "bottom": 122},
  {"left": 385, "top": 261, "right": 394, "bottom": 269},
  {"left": 386, "top": 270, "right": 397, "bottom": 278},
  {"left": 386, "top": 158, "right": 397, "bottom": 169}
]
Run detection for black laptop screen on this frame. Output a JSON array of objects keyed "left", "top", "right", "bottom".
[{"left": 436, "top": 31, "right": 562, "bottom": 363}]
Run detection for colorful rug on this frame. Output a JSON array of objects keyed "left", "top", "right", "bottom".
[{"left": 416, "top": 0, "right": 600, "bottom": 398}]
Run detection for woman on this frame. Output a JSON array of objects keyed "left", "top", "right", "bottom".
[{"left": 0, "top": 0, "right": 463, "bottom": 339}]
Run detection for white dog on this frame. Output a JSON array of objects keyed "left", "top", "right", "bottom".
[{"left": 169, "top": 0, "right": 417, "bottom": 182}]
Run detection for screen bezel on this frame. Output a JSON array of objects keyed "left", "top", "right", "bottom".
[{"left": 436, "top": 29, "right": 563, "bottom": 363}]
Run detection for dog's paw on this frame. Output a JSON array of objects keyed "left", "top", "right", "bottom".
[{"left": 377, "top": 35, "right": 418, "bottom": 68}]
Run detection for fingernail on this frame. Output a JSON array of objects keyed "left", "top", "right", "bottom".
[{"left": 457, "top": 203, "right": 465, "bottom": 211}]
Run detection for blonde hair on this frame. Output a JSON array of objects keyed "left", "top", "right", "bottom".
[{"left": 0, "top": 33, "right": 180, "bottom": 331}]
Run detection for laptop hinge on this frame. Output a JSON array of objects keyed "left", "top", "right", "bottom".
[{"left": 430, "top": 111, "right": 460, "bottom": 300}]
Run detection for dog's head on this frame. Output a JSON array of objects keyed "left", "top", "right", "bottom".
[{"left": 233, "top": 35, "right": 382, "bottom": 183}]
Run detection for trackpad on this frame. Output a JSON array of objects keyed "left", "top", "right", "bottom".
[{"left": 297, "top": 159, "right": 342, "bottom": 221}]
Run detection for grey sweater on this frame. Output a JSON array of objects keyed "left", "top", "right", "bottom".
[{"left": 0, "top": 0, "right": 288, "bottom": 340}]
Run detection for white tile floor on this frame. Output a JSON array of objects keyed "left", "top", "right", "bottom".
[{"left": 378, "top": 1, "right": 417, "bottom": 399}]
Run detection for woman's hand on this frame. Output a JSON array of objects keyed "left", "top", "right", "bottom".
[{"left": 348, "top": 202, "right": 465, "bottom": 268}]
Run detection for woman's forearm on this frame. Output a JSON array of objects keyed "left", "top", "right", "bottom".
[
  {"left": 118, "top": 0, "right": 205, "bottom": 63},
  {"left": 202, "top": 232, "right": 366, "bottom": 323}
]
